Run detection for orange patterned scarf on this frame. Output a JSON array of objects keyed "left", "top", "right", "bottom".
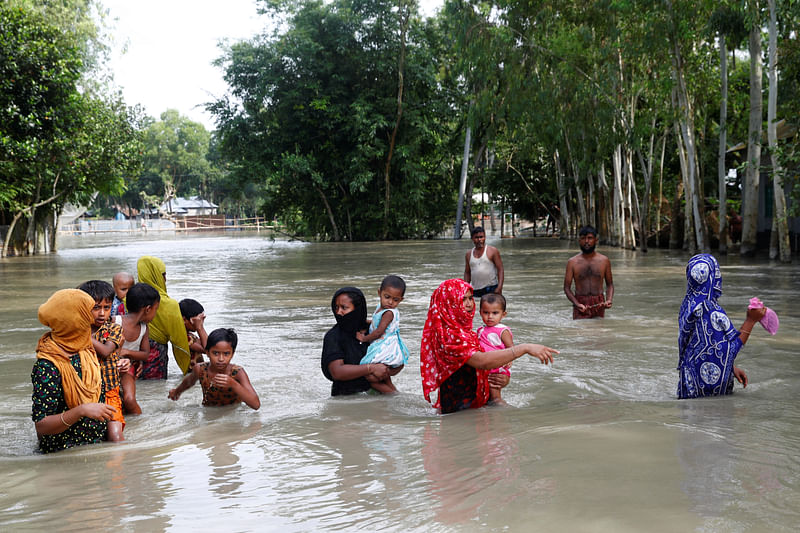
[{"left": 36, "top": 289, "right": 101, "bottom": 408}]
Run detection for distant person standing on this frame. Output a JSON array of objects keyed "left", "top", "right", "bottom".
[
  {"left": 563, "top": 225, "right": 614, "bottom": 319},
  {"left": 546, "top": 203, "right": 560, "bottom": 235},
  {"left": 464, "top": 226, "right": 504, "bottom": 298}
]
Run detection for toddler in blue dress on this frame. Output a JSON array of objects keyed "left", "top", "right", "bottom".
[{"left": 357, "top": 275, "right": 409, "bottom": 394}]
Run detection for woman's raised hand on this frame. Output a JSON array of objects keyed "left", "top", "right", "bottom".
[
  {"left": 746, "top": 306, "right": 767, "bottom": 322},
  {"left": 521, "top": 343, "right": 557, "bottom": 365},
  {"left": 369, "top": 363, "right": 389, "bottom": 380}
]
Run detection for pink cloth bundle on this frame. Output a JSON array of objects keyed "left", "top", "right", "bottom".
[{"left": 748, "top": 297, "right": 780, "bottom": 335}]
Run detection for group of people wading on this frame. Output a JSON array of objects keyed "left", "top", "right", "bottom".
[
  {"left": 31, "top": 256, "right": 259, "bottom": 454},
  {"left": 323, "top": 225, "right": 773, "bottom": 412},
  {"left": 29, "top": 228, "right": 774, "bottom": 453}
]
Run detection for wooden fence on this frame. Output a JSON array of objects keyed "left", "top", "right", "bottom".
[{"left": 58, "top": 216, "right": 282, "bottom": 235}]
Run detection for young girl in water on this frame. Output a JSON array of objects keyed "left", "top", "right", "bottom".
[
  {"left": 118, "top": 283, "right": 161, "bottom": 415},
  {"left": 357, "top": 275, "right": 409, "bottom": 394},
  {"left": 168, "top": 328, "right": 260, "bottom": 410},
  {"left": 477, "top": 293, "right": 514, "bottom": 405}
]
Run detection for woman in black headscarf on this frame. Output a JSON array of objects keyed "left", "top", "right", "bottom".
[{"left": 321, "top": 287, "right": 390, "bottom": 396}]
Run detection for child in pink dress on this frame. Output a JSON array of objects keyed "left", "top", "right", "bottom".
[{"left": 477, "top": 293, "right": 514, "bottom": 405}]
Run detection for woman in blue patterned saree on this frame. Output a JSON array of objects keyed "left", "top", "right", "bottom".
[{"left": 677, "top": 254, "right": 766, "bottom": 399}]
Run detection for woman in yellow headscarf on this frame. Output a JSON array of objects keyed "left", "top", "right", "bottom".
[
  {"left": 32, "top": 289, "right": 117, "bottom": 453},
  {"left": 136, "top": 256, "right": 191, "bottom": 378}
]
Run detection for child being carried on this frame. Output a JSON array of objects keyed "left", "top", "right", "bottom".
[{"left": 356, "top": 275, "right": 409, "bottom": 394}]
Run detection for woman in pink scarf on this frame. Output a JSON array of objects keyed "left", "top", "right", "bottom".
[{"left": 420, "top": 279, "right": 557, "bottom": 413}]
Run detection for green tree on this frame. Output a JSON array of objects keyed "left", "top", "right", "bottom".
[
  {"left": 0, "top": 7, "right": 142, "bottom": 256},
  {"left": 7, "top": 0, "right": 113, "bottom": 92},
  {"left": 741, "top": 0, "right": 763, "bottom": 256},
  {"left": 136, "top": 110, "right": 213, "bottom": 214},
  {"left": 211, "top": 0, "right": 454, "bottom": 240}
]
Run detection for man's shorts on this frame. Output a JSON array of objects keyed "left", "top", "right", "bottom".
[
  {"left": 573, "top": 294, "right": 606, "bottom": 319},
  {"left": 473, "top": 284, "right": 498, "bottom": 298}
]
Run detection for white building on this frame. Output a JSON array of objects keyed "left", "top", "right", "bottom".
[{"left": 155, "top": 196, "right": 218, "bottom": 216}]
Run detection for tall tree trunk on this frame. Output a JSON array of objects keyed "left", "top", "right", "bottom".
[
  {"left": 657, "top": 130, "right": 667, "bottom": 248},
  {"left": 667, "top": 0, "right": 708, "bottom": 252},
  {"left": 454, "top": 125, "right": 472, "bottom": 239},
  {"left": 2, "top": 211, "right": 25, "bottom": 258},
  {"left": 741, "top": 8, "right": 762, "bottom": 256},
  {"left": 582, "top": 128, "right": 596, "bottom": 228},
  {"left": 465, "top": 140, "right": 488, "bottom": 234},
  {"left": 598, "top": 163, "right": 612, "bottom": 243},
  {"left": 382, "top": 3, "right": 410, "bottom": 239},
  {"left": 637, "top": 118, "right": 656, "bottom": 252},
  {"left": 624, "top": 148, "right": 637, "bottom": 249},
  {"left": 675, "top": 121, "right": 696, "bottom": 252},
  {"left": 554, "top": 149, "right": 570, "bottom": 240},
  {"left": 1, "top": 179, "right": 65, "bottom": 257},
  {"left": 316, "top": 185, "right": 340, "bottom": 241},
  {"left": 767, "top": 0, "right": 791, "bottom": 262},
  {"left": 587, "top": 170, "right": 596, "bottom": 229},
  {"left": 670, "top": 180, "right": 684, "bottom": 249},
  {"left": 564, "top": 132, "right": 586, "bottom": 227},
  {"left": 637, "top": 148, "right": 651, "bottom": 252},
  {"left": 718, "top": 33, "right": 730, "bottom": 254},
  {"left": 486, "top": 147, "right": 496, "bottom": 233},
  {"left": 612, "top": 145, "right": 624, "bottom": 247},
  {"left": 674, "top": 72, "right": 707, "bottom": 252},
  {"left": 575, "top": 181, "right": 587, "bottom": 227},
  {"left": 630, "top": 162, "right": 642, "bottom": 251},
  {"left": 500, "top": 196, "right": 505, "bottom": 237}
]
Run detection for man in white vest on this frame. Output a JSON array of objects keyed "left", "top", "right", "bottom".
[{"left": 463, "top": 226, "right": 504, "bottom": 298}]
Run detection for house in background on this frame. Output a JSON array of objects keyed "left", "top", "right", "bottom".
[
  {"left": 727, "top": 119, "right": 798, "bottom": 251},
  {"left": 148, "top": 196, "right": 218, "bottom": 217}
]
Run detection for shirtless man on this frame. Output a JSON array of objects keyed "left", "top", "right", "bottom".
[
  {"left": 464, "top": 226, "right": 504, "bottom": 298},
  {"left": 564, "top": 225, "right": 614, "bottom": 319}
]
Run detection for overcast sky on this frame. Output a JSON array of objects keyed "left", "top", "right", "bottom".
[
  {"left": 103, "top": 0, "right": 442, "bottom": 131},
  {"left": 104, "top": 0, "right": 264, "bottom": 130}
]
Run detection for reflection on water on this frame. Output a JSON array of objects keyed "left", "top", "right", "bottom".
[{"left": 1, "top": 232, "right": 799, "bottom": 531}]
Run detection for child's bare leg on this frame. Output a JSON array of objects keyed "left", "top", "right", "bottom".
[
  {"left": 107, "top": 420, "right": 124, "bottom": 442},
  {"left": 388, "top": 364, "right": 404, "bottom": 376},
  {"left": 489, "top": 386, "right": 507, "bottom": 405},
  {"left": 370, "top": 379, "right": 397, "bottom": 394},
  {"left": 121, "top": 373, "right": 141, "bottom": 415}
]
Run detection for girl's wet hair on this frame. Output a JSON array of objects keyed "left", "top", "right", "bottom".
[
  {"left": 380, "top": 275, "right": 406, "bottom": 296},
  {"left": 480, "top": 292, "right": 507, "bottom": 311},
  {"left": 77, "top": 280, "right": 116, "bottom": 303},
  {"left": 206, "top": 328, "right": 238, "bottom": 351},
  {"left": 125, "top": 283, "right": 160, "bottom": 313}
]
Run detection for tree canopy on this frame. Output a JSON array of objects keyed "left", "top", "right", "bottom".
[
  {"left": 210, "top": 0, "right": 458, "bottom": 240},
  {"left": 0, "top": 4, "right": 143, "bottom": 256},
  {"left": 4, "top": 0, "right": 798, "bottom": 256}
]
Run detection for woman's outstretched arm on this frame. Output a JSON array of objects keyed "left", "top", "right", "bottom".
[{"left": 466, "top": 343, "right": 557, "bottom": 370}]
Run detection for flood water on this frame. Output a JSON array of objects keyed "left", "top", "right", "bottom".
[{"left": 1, "top": 233, "right": 798, "bottom": 531}]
